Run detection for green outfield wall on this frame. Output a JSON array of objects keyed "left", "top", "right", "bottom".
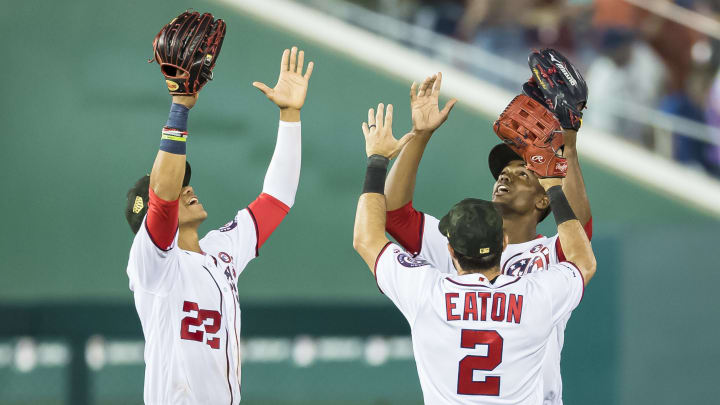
[{"left": 1, "top": 0, "right": 718, "bottom": 404}]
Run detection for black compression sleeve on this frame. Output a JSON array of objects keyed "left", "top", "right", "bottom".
[
  {"left": 546, "top": 185, "right": 577, "bottom": 226},
  {"left": 362, "top": 154, "right": 389, "bottom": 194}
]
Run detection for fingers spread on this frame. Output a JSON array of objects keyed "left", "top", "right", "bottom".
[
  {"left": 281, "top": 49, "right": 290, "bottom": 71},
  {"left": 426, "top": 75, "right": 437, "bottom": 95},
  {"left": 297, "top": 50, "right": 304, "bottom": 74},
  {"left": 289, "top": 46, "right": 298, "bottom": 72},
  {"left": 432, "top": 72, "right": 442, "bottom": 94},
  {"left": 304, "top": 61, "right": 314, "bottom": 80},
  {"left": 368, "top": 108, "right": 376, "bottom": 126},
  {"left": 376, "top": 103, "right": 384, "bottom": 129},
  {"left": 410, "top": 82, "right": 418, "bottom": 102},
  {"left": 441, "top": 98, "right": 458, "bottom": 116},
  {"left": 252, "top": 81, "right": 273, "bottom": 97},
  {"left": 384, "top": 103, "right": 393, "bottom": 129},
  {"left": 418, "top": 76, "right": 435, "bottom": 97}
]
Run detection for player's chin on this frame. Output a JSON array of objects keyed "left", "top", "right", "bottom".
[
  {"left": 491, "top": 192, "right": 510, "bottom": 202},
  {"left": 189, "top": 204, "right": 208, "bottom": 221}
]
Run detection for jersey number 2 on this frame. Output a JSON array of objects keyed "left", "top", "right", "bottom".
[
  {"left": 180, "top": 301, "right": 221, "bottom": 349},
  {"left": 457, "top": 329, "right": 504, "bottom": 396}
]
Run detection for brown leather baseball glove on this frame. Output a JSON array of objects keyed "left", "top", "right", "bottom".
[
  {"left": 493, "top": 94, "right": 567, "bottom": 178},
  {"left": 151, "top": 11, "right": 226, "bottom": 95}
]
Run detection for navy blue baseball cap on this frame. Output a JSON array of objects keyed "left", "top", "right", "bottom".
[{"left": 439, "top": 198, "right": 503, "bottom": 258}]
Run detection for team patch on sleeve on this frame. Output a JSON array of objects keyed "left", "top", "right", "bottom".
[
  {"left": 219, "top": 219, "right": 237, "bottom": 232},
  {"left": 395, "top": 248, "right": 430, "bottom": 268}
]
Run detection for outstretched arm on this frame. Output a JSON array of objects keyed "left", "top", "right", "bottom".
[
  {"left": 561, "top": 129, "right": 591, "bottom": 226},
  {"left": 385, "top": 73, "right": 457, "bottom": 210},
  {"left": 150, "top": 95, "right": 196, "bottom": 201},
  {"left": 539, "top": 178, "right": 596, "bottom": 286},
  {"left": 146, "top": 95, "right": 197, "bottom": 249},
  {"left": 249, "top": 46, "right": 314, "bottom": 249},
  {"left": 354, "top": 104, "right": 415, "bottom": 272}
]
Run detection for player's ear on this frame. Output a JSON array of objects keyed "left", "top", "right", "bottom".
[
  {"left": 535, "top": 192, "right": 550, "bottom": 212},
  {"left": 502, "top": 234, "right": 509, "bottom": 251}
]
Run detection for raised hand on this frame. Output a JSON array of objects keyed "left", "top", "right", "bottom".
[
  {"left": 253, "top": 46, "right": 314, "bottom": 119},
  {"left": 410, "top": 72, "right": 457, "bottom": 136},
  {"left": 362, "top": 103, "right": 415, "bottom": 159}
]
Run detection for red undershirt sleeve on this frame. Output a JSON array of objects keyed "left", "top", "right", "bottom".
[
  {"left": 386, "top": 201, "right": 424, "bottom": 256},
  {"left": 556, "top": 217, "right": 593, "bottom": 262},
  {"left": 146, "top": 187, "right": 179, "bottom": 251},
  {"left": 247, "top": 192, "right": 290, "bottom": 250}
]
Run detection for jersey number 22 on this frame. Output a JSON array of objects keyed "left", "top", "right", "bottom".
[{"left": 180, "top": 301, "right": 222, "bottom": 349}]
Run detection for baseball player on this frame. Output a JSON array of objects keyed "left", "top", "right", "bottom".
[
  {"left": 384, "top": 50, "right": 591, "bottom": 404},
  {"left": 352, "top": 102, "right": 596, "bottom": 404},
  {"left": 124, "top": 12, "right": 314, "bottom": 405}
]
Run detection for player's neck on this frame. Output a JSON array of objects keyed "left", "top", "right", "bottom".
[
  {"left": 457, "top": 266, "right": 501, "bottom": 281},
  {"left": 178, "top": 226, "right": 202, "bottom": 253},
  {"left": 501, "top": 215, "right": 538, "bottom": 244}
]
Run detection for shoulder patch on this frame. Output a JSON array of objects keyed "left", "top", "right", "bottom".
[
  {"left": 219, "top": 219, "right": 237, "bottom": 232},
  {"left": 218, "top": 251, "right": 232, "bottom": 263},
  {"left": 397, "top": 252, "right": 429, "bottom": 268}
]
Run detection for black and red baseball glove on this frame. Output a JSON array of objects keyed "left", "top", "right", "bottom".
[
  {"left": 493, "top": 95, "right": 567, "bottom": 178},
  {"left": 151, "top": 11, "right": 226, "bottom": 95},
  {"left": 523, "top": 48, "right": 587, "bottom": 131}
]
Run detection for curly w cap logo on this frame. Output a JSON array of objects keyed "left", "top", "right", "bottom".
[
  {"left": 531, "top": 155, "right": 545, "bottom": 163},
  {"left": 132, "top": 196, "right": 144, "bottom": 214}
]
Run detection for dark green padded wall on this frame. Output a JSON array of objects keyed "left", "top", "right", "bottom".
[{"left": 1, "top": 0, "right": 715, "bottom": 303}]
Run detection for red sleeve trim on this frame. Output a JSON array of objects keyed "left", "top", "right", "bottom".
[
  {"left": 563, "top": 260, "right": 585, "bottom": 304},
  {"left": 556, "top": 217, "right": 593, "bottom": 262},
  {"left": 247, "top": 193, "right": 290, "bottom": 253},
  {"left": 386, "top": 201, "right": 424, "bottom": 256},
  {"left": 146, "top": 187, "right": 179, "bottom": 251},
  {"left": 583, "top": 217, "right": 593, "bottom": 241},
  {"left": 373, "top": 242, "right": 393, "bottom": 295}
]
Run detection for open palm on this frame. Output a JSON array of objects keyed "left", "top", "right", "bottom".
[
  {"left": 411, "top": 72, "right": 456, "bottom": 134},
  {"left": 253, "top": 46, "right": 314, "bottom": 110},
  {"left": 362, "top": 103, "right": 415, "bottom": 159}
]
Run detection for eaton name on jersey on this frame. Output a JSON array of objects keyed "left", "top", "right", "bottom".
[{"left": 445, "top": 292, "right": 523, "bottom": 324}]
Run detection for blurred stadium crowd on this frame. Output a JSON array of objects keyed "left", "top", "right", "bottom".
[{"left": 335, "top": 0, "right": 720, "bottom": 178}]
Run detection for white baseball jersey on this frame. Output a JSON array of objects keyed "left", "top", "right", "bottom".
[
  {"left": 127, "top": 210, "right": 256, "bottom": 405},
  {"left": 375, "top": 242, "right": 584, "bottom": 404},
  {"left": 407, "top": 213, "right": 572, "bottom": 405}
]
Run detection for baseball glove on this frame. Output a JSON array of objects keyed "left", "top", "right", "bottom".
[
  {"left": 523, "top": 48, "right": 587, "bottom": 131},
  {"left": 493, "top": 94, "right": 567, "bottom": 178},
  {"left": 151, "top": 11, "right": 226, "bottom": 95}
]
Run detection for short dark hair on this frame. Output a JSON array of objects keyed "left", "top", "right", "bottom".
[{"left": 455, "top": 251, "right": 501, "bottom": 272}]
